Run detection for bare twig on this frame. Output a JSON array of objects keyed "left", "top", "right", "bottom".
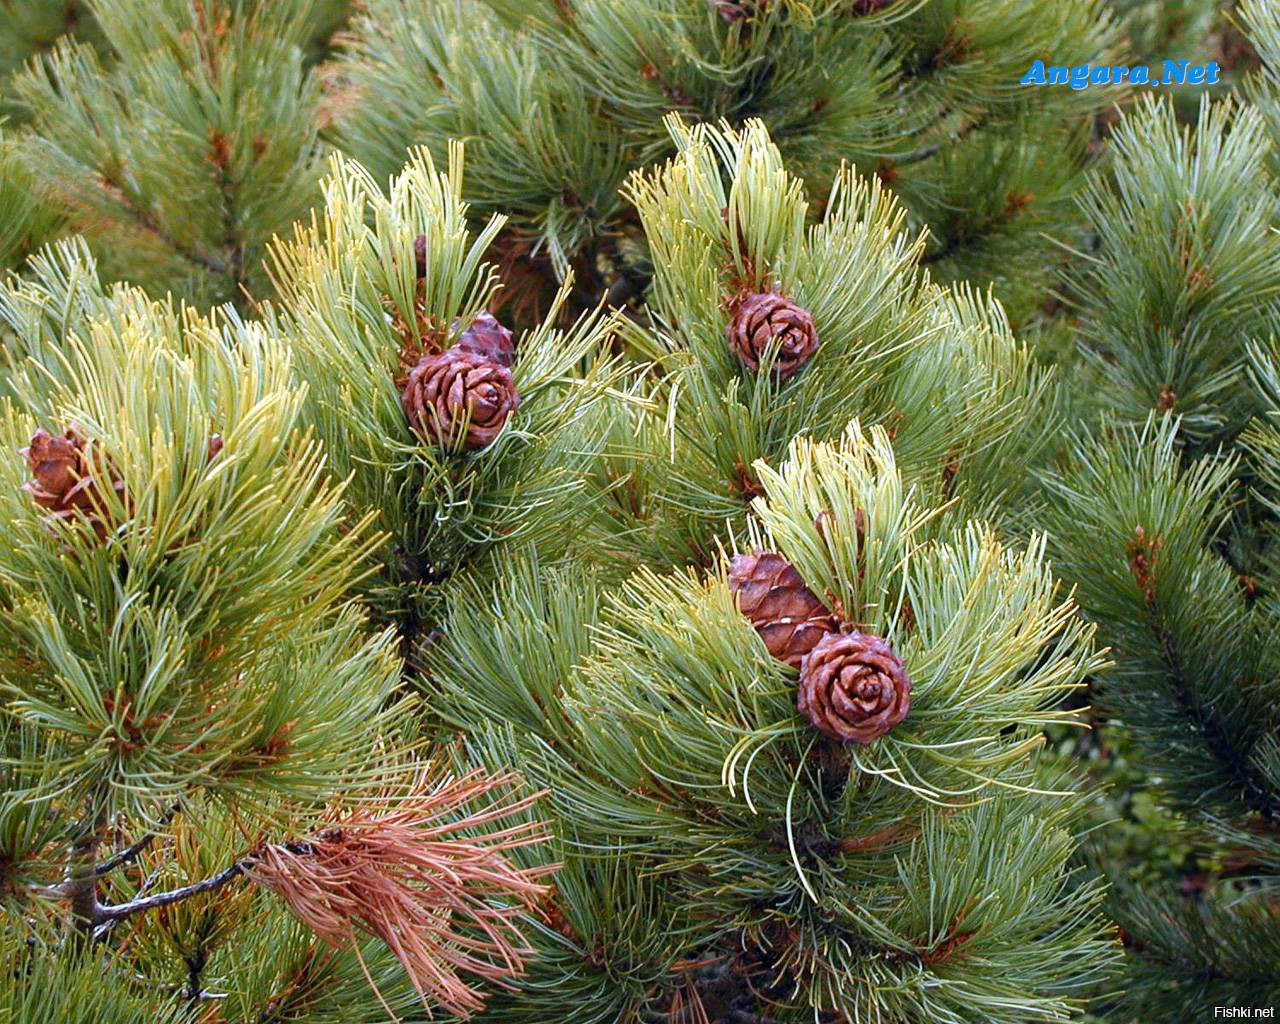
[
  {"left": 94, "top": 804, "right": 180, "bottom": 877},
  {"left": 93, "top": 856, "right": 171, "bottom": 942},
  {"left": 95, "top": 860, "right": 249, "bottom": 923}
]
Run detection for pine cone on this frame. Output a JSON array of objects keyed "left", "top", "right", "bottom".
[
  {"left": 413, "top": 234, "right": 428, "bottom": 278},
  {"left": 727, "top": 291, "right": 819, "bottom": 381},
  {"left": 798, "top": 630, "right": 911, "bottom": 744},
  {"left": 20, "top": 426, "right": 124, "bottom": 538},
  {"left": 728, "top": 551, "right": 837, "bottom": 667},
  {"left": 455, "top": 312, "right": 515, "bottom": 368},
  {"left": 707, "top": 0, "right": 761, "bottom": 22},
  {"left": 402, "top": 349, "right": 520, "bottom": 451}
]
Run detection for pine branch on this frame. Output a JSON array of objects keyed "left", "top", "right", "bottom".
[
  {"left": 893, "top": 112, "right": 989, "bottom": 169},
  {"left": 93, "top": 856, "right": 169, "bottom": 942},
  {"left": 1145, "top": 614, "right": 1276, "bottom": 821},
  {"left": 98, "top": 169, "right": 231, "bottom": 278},
  {"left": 93, "top": 804, "right": 179, "bottom": 877},
  {"left": 94, "top": 859, "right": 248, "bottom": 924},
  {"left": 64, "top": 828, "right": 102, "bottom": 937}
]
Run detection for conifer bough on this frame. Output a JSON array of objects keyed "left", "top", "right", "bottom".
[{"left": 0, "top": 0, "right": 1183, "bottom": 1002}]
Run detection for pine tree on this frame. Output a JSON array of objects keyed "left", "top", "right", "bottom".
[
  {"left": 408, "top": 119, "right": 1118, "bottom": 1022},
  {"left": 0, "top": 0, "right": 104, "bottom": 123},
  {"left": 1, "top": 1, "right": 1258, "bottom": 1020},
  {"left": 1042, "top": 2, "right": 1280, "bottom": 1015},
  {"left": 312, "top": 0, "right": 1122, "bottom": 324},
  {"left": 0, "top": 241, "right": 554, "bottom": 1020},
  {"left": 601, "top": 118, "right": 1061, "bottom": 570},
  {"left": 0, "top": 127, "right": 58, "bottom": 271},
  {"left": 428, "top": 425, "right": 1117, "bottom": 1023},
  {"left": 0, "top": 1, "right": 103, "bottom": 272},
  {"left": 263, "top": 144, "right": 625, "bottom": 663},
  {"left": 10, "top": 0, "right": 341, "bottom": 309}
]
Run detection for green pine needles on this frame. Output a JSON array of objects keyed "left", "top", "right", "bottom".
[
  {"left": 429, "top": 425, "right": 1115, "bottom": 1022},
  {"left": 266, "top": 144, "right": 626, "bottom": 649},
  {"left": 612, "top": 118, "right": 1061, "bottom": 568},
  {"left": 11, "top": 0, "right": 331, "bottom": 308},
  {"left": 0, "top": 246, "right": 556, "bottom": 1018}
]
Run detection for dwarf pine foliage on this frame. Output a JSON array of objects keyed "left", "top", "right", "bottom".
[
  {"left": 2, "top": 1, "right": 1276, "bottom": 1022},
  {"left": 0, "top": 242, "right": 555, "bottom": 1020},
  {"left": 1040, "top": 2, "right": 1280, "bottom": 1017},
  {"left": 264, "top": 145, "right": 625, "bottom": 648},
  {"left": 428, "top": 425, "right": 1116, "bottom": 1023}
]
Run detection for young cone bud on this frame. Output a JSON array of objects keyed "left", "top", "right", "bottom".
[
  {"left": 20, "top": 426, "right": 125, "bottom": 539},
  {"left": 727, "top": 551, "right": 837, "bottom": 667},
  {"left": 727, "top": 291, "right": 819, "bottom": 381},
  {"left": 797, "top": 630, "right": 911, "bottom": 744}
]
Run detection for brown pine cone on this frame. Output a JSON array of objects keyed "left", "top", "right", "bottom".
[
  {"left": 402, "top": 349, "right": 520, "bottom": 451},
  {"left": 20, "top": 426, "right": 125, "bottom": 538},
  {"left": 707, "top": 0, "right": 762, "bottom": 22},
  {"left": 454, "top": 312, "right": 515, "bottom": 368},
  {"left": 798, "top": 630, "right": 911, "bottom": 744},
  {"left": 727, "top": 551, "right": 837, "bottom": 667},
  {"left": 727, "top": 291, "right": 819, "bottom": 381}
]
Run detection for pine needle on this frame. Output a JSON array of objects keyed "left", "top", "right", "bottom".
[{"left": 247, "top": 766, "right": 555, "bottom": 1019}]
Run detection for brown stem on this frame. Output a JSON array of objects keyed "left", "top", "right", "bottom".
[{"left": 65, "top": 821, "right": 103, "bottom": 937}]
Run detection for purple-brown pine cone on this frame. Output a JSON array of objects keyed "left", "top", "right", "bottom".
[
  {"left": 728, "top": 550, "right": 837, "bottom": 667},
  {"left": 402, "top": 349, "right": 520, "bottom": 451},
  {"left": 20, "top": 425, "right": 124, "bottom": 538},
  {"left": 798, "top": 630, "right": 911, "bottom": 744},
  {"left": 727, "top": 291, "right": 819, "bottom": 381},
  {"left": 707, "top": 0, "right": 759, "bottom": 22},
  {"left": 455, "top": 312, "right": 516, "bottom": 368}
]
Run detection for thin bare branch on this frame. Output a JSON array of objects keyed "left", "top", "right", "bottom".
[
  {"left": 94, "top": 804, "right": 180, "bottom": 877},
  {"left": 95, "top": 861, "right": 248, "bottom": 923}
]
